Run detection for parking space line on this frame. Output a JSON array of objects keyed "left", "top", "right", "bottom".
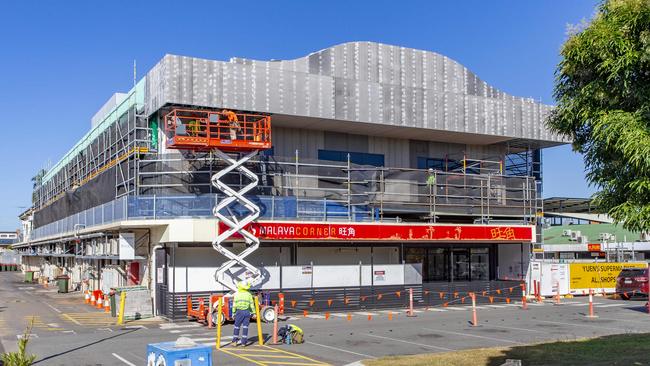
[
  {"left": 112, "top": 353, "right": 136, "bottom": 366},
  {"left": 44, "top": 302, "right": 62, "bottom": 314},
  {"left": 305, "top": 340, "right": 375, "bottom": 359},
  {"left": 225, "top": 347, "right": 281, "bottom": 353},
  {"left": 484, "top": 324, "right": 548, "bottom": 333},
  {"left": 220, "top": 344, "right": 329, "bottom": 366},
  {"left": 364, "top": 333, "right": 453, "bottom": 351},
  {"left": 422, "top": 327, "right": 525, "bottom": 345},
  {"left": 262, "top": 362, "right": 326, "bottom": 365},
  {"left": 261, "top": 345, "right": 328, "bottom": 365},
  {"left": 220, "top": 348, "right": 266, "bottom": 365},
  {"left": 534, "top": 319, "right": 631, "bottom": 332},
  {"left": 238, "top": 354, "right": 303, "bottom": 359},
  {"left": 61, "top": 314, "right": 82, "bottom": 326}
]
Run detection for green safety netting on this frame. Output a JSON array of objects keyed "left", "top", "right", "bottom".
[{"left": 41, "top": 78, "right": 146, "bottom": 184}]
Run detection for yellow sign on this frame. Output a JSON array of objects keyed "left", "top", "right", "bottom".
[{"left": 569, "top": 262, "right": 647, "bottom": 290}]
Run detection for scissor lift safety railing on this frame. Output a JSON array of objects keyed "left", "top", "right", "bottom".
[
  {"left": 164, "top": 108, "right": 272, "bottom": 293},
  {"left": 164, "top": 108, "right": 271, "bottom": 152}
]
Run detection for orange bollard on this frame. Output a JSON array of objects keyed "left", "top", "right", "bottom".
[
  {"left": 207, "top": 297, "right": 214, "bottom": 329},
  {"left": 271, "top": 304, "right": 279, "bottom": 344},
  {"left": 407, "top": 288, "right": 416, "bottom": 317},
  {"left": 471, "top": 293, "right": 478, "bottom": 327},
  {"left": 586, "top": 288, "right": 597, "bottom": 318},
  {"left": 278, "top": 293, "right": 285, "bottom": 315}
]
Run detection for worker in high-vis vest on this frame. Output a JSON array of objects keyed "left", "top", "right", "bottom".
[{"left": 231, "top": 281, "right": 255, "bottom": 346}]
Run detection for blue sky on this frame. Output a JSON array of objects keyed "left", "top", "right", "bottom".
[{"left": 0, "top": 0, "right": 599, "bottom": 230}]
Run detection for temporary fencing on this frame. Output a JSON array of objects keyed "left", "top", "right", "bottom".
[
  {"left": 167, "top": 280, "right": 525, "bottom": 323},
  {"left": 272, "top": 282, "right": 526, "bottom": 323}
]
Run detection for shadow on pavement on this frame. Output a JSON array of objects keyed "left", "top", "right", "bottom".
[{"left": 32, "top": 328, "right": 140, "bottom": 364}]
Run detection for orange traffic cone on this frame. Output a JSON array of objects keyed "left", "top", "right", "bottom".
[
  {"left": 90, "top": 293, "right": 96, "bottom": 306},
  {"left": 104, "top": 296, "right": 111, "bottom": 313},
  {"left": 97, "top": 295, "right": 104, "bottom": 310},
  {"left": 84, "top": 291, "right": 90, "bottom": 304}
]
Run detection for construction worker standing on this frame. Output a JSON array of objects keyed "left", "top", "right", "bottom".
[
  {"left": 221, "top": 109, "right": 241, "bottom": 140},
  {"left": 232, "top": 281, "right": 255, "bottom": 347}
]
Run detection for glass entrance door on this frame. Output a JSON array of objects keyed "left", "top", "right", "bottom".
[{"left": 451, "top": 249, "right": 470, "bottom": 281}]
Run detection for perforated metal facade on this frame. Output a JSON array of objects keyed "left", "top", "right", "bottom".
[{"left": 145, "top": 41, "right": 561, "bottom": 145}]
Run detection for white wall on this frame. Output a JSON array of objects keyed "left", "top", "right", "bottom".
[
  {"left": 170, "top": 263, "right": 422, "bottom": 292},
  {"left": 174, "top": 246, "right": 290, "bottom": 267},
  {"left": 296, "top": 246, "right": 399, "bottom": 265},
  {"left": 498, "top": 243, "right": 529, "bottom": 280}
]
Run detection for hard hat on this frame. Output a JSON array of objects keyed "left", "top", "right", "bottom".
[
  {"left": 428, "top": 168, "right": 434, "bottom": 173},
  {"left": 237, "top": 280, "right": 251, "bottom": 291}
]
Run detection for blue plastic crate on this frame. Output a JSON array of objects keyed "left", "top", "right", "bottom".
[{"left": 147, "top": 341, "right": 212, "bottom": 366}]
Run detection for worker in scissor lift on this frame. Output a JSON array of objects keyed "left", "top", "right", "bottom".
[
  {"left": 231, "top": 280, "right": 255, "bottom": 347},
  {"left": 187, "top": 119, "right": 202, "bottom": 137},
  {"left": 221, "top": 109, "right": 241, "bottom": 141}
]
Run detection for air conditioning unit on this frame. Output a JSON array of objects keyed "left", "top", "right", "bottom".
[
  {"left": 577, "top": 235, "right": 588, "bottom": 244},
  {"left": 599, "top": 232, "right": 615, "bottom": 241},
  {"left": 563, "top": 229, "right": 572, "bottom": 237}
]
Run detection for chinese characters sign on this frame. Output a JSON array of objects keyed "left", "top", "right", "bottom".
[{"left": 219, "top": 222, "right": 533, "bottom": 242}]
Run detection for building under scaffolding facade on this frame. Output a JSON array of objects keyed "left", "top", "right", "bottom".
[{"left": 15, "top": 42, "right": 564, "bottom": 319}]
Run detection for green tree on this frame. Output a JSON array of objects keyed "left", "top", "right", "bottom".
[
  {"left": 30, "top": 169, "right": 46, "bottom": 205},
  {"left": 549, "top": 0, "right": 650, "bottom": 232}
]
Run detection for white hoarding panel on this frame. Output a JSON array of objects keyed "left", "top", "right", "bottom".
[{"left": 119, "top": 233, "right": 135, "bottom": 260}]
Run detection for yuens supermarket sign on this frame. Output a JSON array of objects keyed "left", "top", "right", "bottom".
[{"left": 218, "top": 222, "right": 534, "bottom": 242}]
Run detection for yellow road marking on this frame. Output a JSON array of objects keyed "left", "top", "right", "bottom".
[
  {"left": 238, "top": 354, "right": 303, "bottom": 359},
  {"left": 225, "top": 348, "right": 282, "bottom": 353},
  {"left": 262, "top": 345, "right": 329, "bottom": 365},
  {"left": 220, "top": 345, "right": 329, "bottom": 366},
  {"left": 219, "top": 348, "right": 266, "bottom": 366},
  {"left": 262, "top": 363, "right": 326, "bottom": 366},
  {"left": 61, "top": 314, "right": 82, "bottom": 326}
]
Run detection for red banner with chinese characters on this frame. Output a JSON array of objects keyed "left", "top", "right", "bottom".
[
  {"left": 587, "top": 243, "right": 602, "bottom": 252},
  {"left": 219, "top": 221, "right": 533, "bottom": 242}
]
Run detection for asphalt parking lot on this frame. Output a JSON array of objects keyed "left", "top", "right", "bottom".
[{"left": 2, "top": 271, "right": 650, "bottom": 365}]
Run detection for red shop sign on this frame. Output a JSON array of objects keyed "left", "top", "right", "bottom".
[{"left": 219, "top": 221, "right": 533, "bottom": 242}]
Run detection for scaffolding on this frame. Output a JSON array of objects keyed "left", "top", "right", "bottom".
[
  {"left": 136, "top": 151, "right": 539, "bottom": 225},
  {"left": 33, "top": 92, "right": 151, "bottom": 209}
]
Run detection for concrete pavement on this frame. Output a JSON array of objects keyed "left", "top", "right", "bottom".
[{"left": 2, "top": 271, "right": 650, "bottom": 365}]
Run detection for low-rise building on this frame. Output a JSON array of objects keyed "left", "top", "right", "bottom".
[{"left": 14, "top": 42, "right": 563, "bottom": 318}]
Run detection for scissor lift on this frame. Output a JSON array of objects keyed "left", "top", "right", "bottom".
[{"left": 164, "top": 108, "right": 272, "bottom": 296}]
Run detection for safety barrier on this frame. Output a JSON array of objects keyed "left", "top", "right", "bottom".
[
  {"left": 160, "top": 280, "right": 524, "bottom": 320},
  {"left": 278, "top": 283, "right": 526, "bottom": 321}
]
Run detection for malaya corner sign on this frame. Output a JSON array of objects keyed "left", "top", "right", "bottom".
[{"left": 217, "top": 221, "right": 533, "bottom": 242}]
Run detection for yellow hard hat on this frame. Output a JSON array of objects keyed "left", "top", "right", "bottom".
[{"left": 237, "top": 281, "right": 251, "bottom": 291}]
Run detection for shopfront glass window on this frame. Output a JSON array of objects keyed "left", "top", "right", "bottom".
[
  {"left": 452, "top": 249, "right": 470, "bottom": 281},
  {"left": 427, "top": 248, "right": 448, "bottom": 281},
  {"left": 470, "top": 247, "right": 489, "bottom": 281}
]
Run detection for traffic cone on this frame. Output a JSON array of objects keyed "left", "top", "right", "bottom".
[
  {"left": 97, "top": 295, "right": 104, "bottom": 310},
  {"left": 90, "top": 293, "right": 96, "bottom": 306},
  {"left": 104, "top": 296, "right": 111, "bottom": 313},
  {"left": 84, "top": 291, "right": 90, "bottom": 304}
]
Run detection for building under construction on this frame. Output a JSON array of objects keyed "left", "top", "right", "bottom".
[{"left": 15, "top": 42, "right": 564, "bottom": 319}]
